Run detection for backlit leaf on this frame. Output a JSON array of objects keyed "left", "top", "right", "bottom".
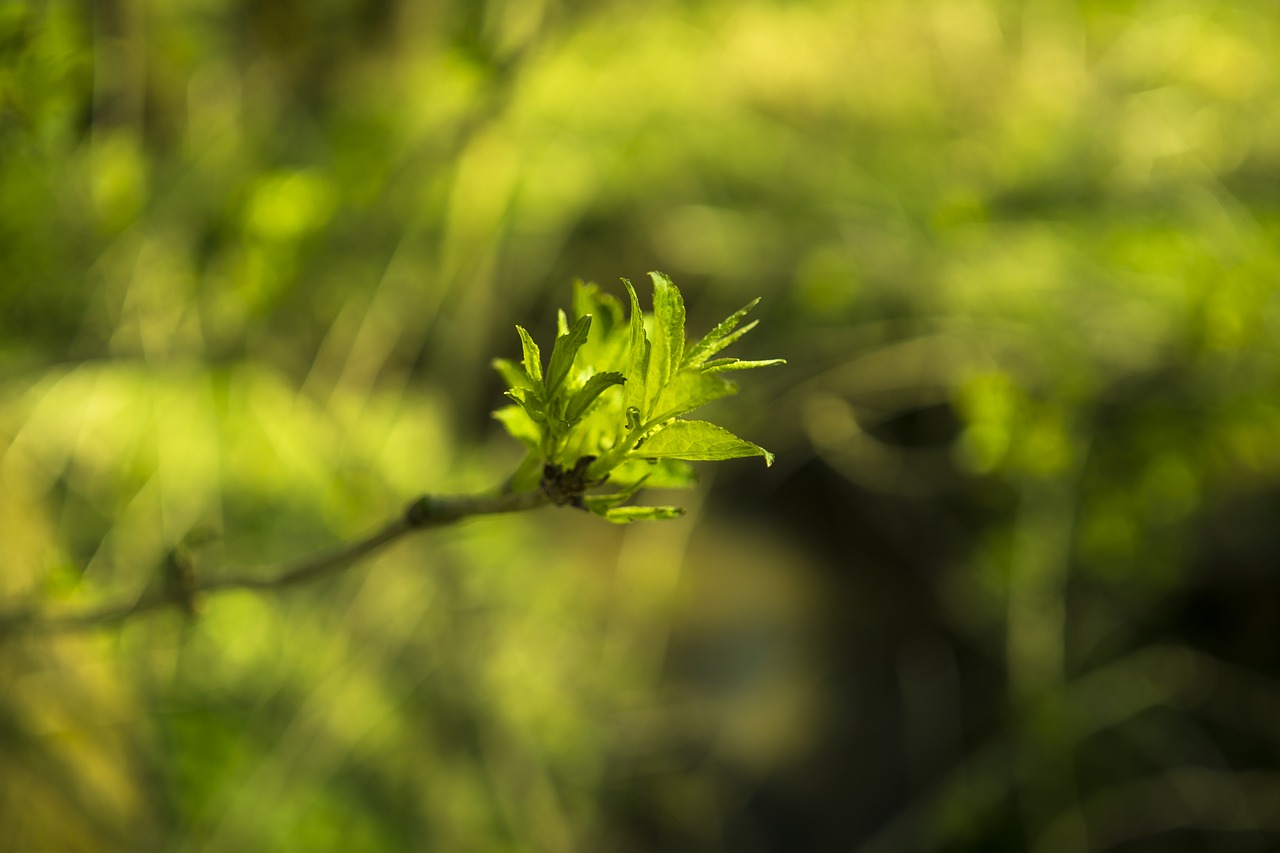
[
  {"left": 492, "top": 357, "right": 535, "bottom": 390},
  {"left": 516, "top": 326, "right": 543, "bottom": 385},
  {"left": 546, "top": 314, "right": 592, "bottom": 396},
  {"left": 683, "top": 299, "right": 760, "bottom": 369},
  {"left": 581, "top": 476, "right": 649, "bottom": 512},
  {"left": 651, "top": 369, "right": 738, "bottom": 422},
  {"left": 564, "top": 371, "right": 625, "bottom": 424},
  {"left": 702, "top": 357, "right": 787, "bottom": 373},
  {"left": 493, "top": 405, "right": 540, "bottom": 448},
  {"left": 637, "top": 419, "right": 774, "bottom": 466},
  {"left": 623, "top": 279, "right": 650, "bottom": 414},
  {"left": 504, "top": 386, "right": 546, "bottom": 424},
  {"left": 606, "top": 458, "right": 697, "bottom": 489},
  {"left": 600, "top": 505, "right": 686, "bottom": 523},
  {"left": 648, "top": 271, "right": 685, "bottom": 394}
]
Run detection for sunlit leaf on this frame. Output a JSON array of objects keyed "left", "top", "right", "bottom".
[
  {"left": 651, "top": 369, "right": 738, "bottom": 422},
  {"left": 637, "top": 419, "right": 774, "bottom": 466},
  {"left": 492, "top": 357, "right": 535, "bottom": 390},
  {"left": 647, "top": 271, "right": 685, "bottom": 393},
  {"left": 574, "top": 280, "right": 624, "bottom": 335},
  {"left": 516, "top": 326, "right": 543, "bottom": 385},
  {"left": 563, "top": 371, "right": 625, "bottom": 424},
  {"left": 599, "top": 505, "right": 686, "bottom": 523},
  {"left": 683, "top": 298, "right": 760, "bottom": 369},
  {"left": 702, "top": 357, "right": 787, "bottom": 373},
  {"left": 493, "top": 405, "right": 540, "bottom": 448},
  {"left": 504, "top": 386, "right": 546, "bottom": 424},
  {"left": 607, "top": 457, "right": 697, "bottom": 489},
  {"left": 581, "top": 476, "right": 649, "bottom": 511},
  {"left": 497, "top": 274, "right": 778, "bottom": 511},
  {"left": 545, "top": 314, "right": 592, "bottom": 397},
  {"left": 623, "top": 278, "right": 650, "bottom": 415}
]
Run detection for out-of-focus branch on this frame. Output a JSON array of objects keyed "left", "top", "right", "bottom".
[{"left": 0, "top": 489, "right": 550, "bottom": 638}]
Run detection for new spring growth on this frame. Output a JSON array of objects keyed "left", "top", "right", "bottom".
[{"left": 492, "top": 272, "right": 785, "bottom": 522}]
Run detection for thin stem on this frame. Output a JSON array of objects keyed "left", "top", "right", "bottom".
[{"left": 0, "top": 488, "right": 550, "bottom": 638}]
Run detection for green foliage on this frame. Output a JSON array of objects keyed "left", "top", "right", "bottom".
[
  {"left": 3, "top": 1, "right": 1280, "bottom": 850},
  {"left": 492, "top": 273, "right": 783, "bottom": 521}
]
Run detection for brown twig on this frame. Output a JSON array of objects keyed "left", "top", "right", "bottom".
[{"left": 0, "top": 489, "right": 550, "bottom": 637}]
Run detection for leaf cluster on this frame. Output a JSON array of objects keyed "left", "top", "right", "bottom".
[{"left": 493, "top": 273, "right": 784, "bottom": 521}]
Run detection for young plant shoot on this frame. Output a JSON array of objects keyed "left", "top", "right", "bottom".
[
  {"left": 492, "top": 272, "right": 785, "bottom": 522},
  {"left": 0, "top": 273, "right": 786, "bottom": 635}
]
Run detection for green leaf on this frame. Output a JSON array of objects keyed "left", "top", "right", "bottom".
[
  {"left": 515, "top": 326, "right": 543, "bottom": 385},
  {"left": 636, "top": 420, "right": 775, "bottom": 466},
  {"left": 623, "top": 279, "right": 650, "bottom": 414},
  {"left": 683, "top": 298, "right": 760, "bottom": 369},
  {"left": 600, "top": 505, "right": 686, "bottom": 523},
  {"left": 702, "top": 357, "right": 787, "bottom": 373},
  {"left": 546, "top": 314, "right": 592, "bottom": 397},
  {"left": 574, "top": 280, "right": 623, "bottom": 336},
  {"left": 651, "top": 369, "right": 738, "bottom": 422},
  {"left": 564, "top": 371, "right": 625, "bottom": 424},
  {"left": 496, "top": 275, "right": 780, "bottom": 524},
  {"left": 492, "top": 405, "right": 541, "bottom": 448},
  {"left": 581, "top": 476, "right": 649, "bottom": 511},
  {"left": 504, "top": 386, "right": 547, "bottom": 424},
  {"left": 572, "top": 280, "right": 596, "bottom": 321},
  {"left": 492, "top": 357, "right": 535, "bottom": 390},
  {"left": 648, "top": 271, "right": 685, "bottom": 393},
  {"left": 606, "top": 458, "right": 697, "bottom": 489}
]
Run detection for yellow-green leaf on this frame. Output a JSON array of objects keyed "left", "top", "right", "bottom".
[
  {"left": 637, "top": 420, "right": 774, "bottom": 466},
  {"left": 515, "top": 325, "right": 543, "bottom": 385}
]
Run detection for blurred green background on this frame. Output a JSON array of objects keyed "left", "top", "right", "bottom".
[{"left": 3, "top": 0, "right": 1280, "bottom": 850}]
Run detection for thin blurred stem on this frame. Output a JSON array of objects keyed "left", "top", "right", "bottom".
[{"left": 0, "top": 489, "right": 550, "bottom": 638}]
